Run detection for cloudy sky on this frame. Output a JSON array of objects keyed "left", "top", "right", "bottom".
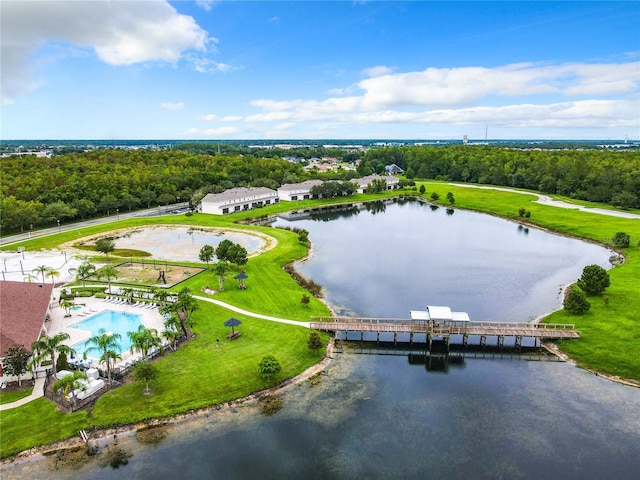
[{"left": 1, "top": 0, "right": 638, "bottom": 140}]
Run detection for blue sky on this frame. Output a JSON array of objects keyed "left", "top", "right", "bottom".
[{"left": 1, "top": 1, "right": 638, "bottom": 140}]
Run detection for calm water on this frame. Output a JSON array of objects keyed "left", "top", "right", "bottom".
[
  {"left": 5, "top": 200, "right": 639, "bottom": 479},
  {"left": 275, "top": 200, "right": 613, "bottom": 321},
  {"left": 114, "top": 227, "right": 266, "bottom": 262}
]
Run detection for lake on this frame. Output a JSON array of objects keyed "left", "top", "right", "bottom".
[{"left": 5, "top": 199, "right": 639, "bottom": 479}]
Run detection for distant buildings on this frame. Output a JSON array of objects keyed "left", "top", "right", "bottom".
[
  {"left": 200, "top": 187, "right": 279, "bottom": 215},
  {"left": 200, "top": 175, "right": 402, "bottom": 215},
  {"left": 277, "top": 180, "right": 323, "bottom": 201}
]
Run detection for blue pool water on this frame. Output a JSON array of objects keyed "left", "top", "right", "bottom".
[{"left": 70, "top": 310, "right": 142, "bottom": 359}]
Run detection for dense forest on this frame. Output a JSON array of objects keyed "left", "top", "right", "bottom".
[
  {"left": 358, "top": 146, "right": 640, "bottom": 209},
  {"left": 1, "top": 146, "right": 639, "bottom": 234}
]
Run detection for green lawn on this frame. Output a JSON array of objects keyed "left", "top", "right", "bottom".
[
  {"left": 0, "top": 388, "right": 32, "bottom": 405},
  {"left": 1, "top": 184, "right": 638, "bottom": 459}
]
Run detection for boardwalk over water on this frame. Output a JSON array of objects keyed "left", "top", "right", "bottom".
[{"left": 310, "top": 316, "right": 580, "bottom": 348}]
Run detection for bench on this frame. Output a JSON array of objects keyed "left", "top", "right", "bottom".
[{"left": 226, "top": 332, "right": 242, "bottom": 340}]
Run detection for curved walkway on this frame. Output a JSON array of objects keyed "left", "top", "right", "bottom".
[
  {"left": 0, "top": 377, "right": 46, "bottom": 411},
  {"left": 0, "top": 298, "right": 309, "bottom": 411},
  {"left": 194, "top": 295, "right": 311, "bottom": 328},
  {"left": 447, "top": 183, "right": 640, "bottom": 219}
]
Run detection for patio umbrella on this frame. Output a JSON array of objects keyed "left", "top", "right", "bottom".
[
  {"left": 234, "top": 271, "right": 248, "bottom": 288},
  {"left": 224, "top": 317, "right": 242, "bottom": 335}
]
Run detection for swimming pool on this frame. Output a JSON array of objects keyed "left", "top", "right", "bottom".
[{"left": 70, "top": 310, "right": 142, "bottom": 359}]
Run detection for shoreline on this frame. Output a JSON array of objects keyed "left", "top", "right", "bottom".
[{"left": 2, "top": 338, "right": 337, "bottom": 465}]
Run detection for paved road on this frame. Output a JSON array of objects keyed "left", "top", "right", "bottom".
[{"left": 0, "top": 203, "right": 190, "bottom": 248}]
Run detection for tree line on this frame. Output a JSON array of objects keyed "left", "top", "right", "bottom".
[
  {"left": 358, "top": 145, "right": 640, "bottom": 209},
  {"left": 2, "top": 145, "right": 639, "bottom": 234}
]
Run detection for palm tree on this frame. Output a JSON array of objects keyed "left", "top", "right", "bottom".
[
  {"left": 68, "top": 261, "right": 96, "bottom": 288},
  {"left": 122, "top": 287, "right": 135, "bottom": 304},
  {"left": 175, "top": 287, "right": 199, "bottom": 336},
  {"left": 45, "top": 267, "right": 60, "bottom": 284},
  {"left": 95, "top": 266, "right": 119, "bottom": 295},
  {"left": 128, "top": 325, "right": 163, "bottom": 358},
  {"left": 100, "top": 349, "right": 122, "bottom": 386},
  {"left": 60, "top": 300, "right": 75, "bottom": 317},
  {"left": 32, "top": 265, "right": 50, "bottom": 283},
  {"left": 161, "top": 324, "right": 181, "bottom": 351},
  {"left": 30, "top": 333, "right": 76, "bottom": 377},
  {"left": 152, "top": 288, "right": 169, "bottom": 308},
  {"left": 53, "top": 370, "right": 87, "bottom": 408},
  {"left": 85, "top": 329, "right": 121, "bottom": 385},
  {"left": 23, "top": 273, "right": 38, "bottom": 283}
]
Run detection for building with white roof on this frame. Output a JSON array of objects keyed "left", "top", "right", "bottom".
[
  {"left": 353, "top": 174, "right": 400, "bottom": 193},
  {"left": 410, "top": 305, "right": 470, "bottom": 323},
  {"left": 277, "top": 179, "right": 324, "bottom": 201},
  {"left": 200, "top": 187, "right": 279, "bottom": 215}
]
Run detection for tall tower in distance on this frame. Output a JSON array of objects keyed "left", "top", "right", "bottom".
[{"left": 463, "top": 135, "right": 468, "bottom": 145}]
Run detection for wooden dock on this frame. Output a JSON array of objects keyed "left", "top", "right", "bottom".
[{"left": 310, "top": 316, "right": 579, "bottom": 348}]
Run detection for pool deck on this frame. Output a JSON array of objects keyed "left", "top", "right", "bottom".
[{"left": 47, "top": 292, "right": 166, "bottom": 366}]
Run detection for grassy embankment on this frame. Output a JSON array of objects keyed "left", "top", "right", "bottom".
[{"left": 423, "top": 182, "right": 640, "bottom": 381}]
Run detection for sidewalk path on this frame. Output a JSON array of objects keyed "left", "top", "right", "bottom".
[
  {"left": 0, "top": 298, "right": 310, "bottom": 411},
  {"left": 447, "top": 183, "right": 640, "bottom": 219},
  {"left": 194, "top": 295, "right": 311, "bottom": 328},
  {"left": 0, "top": 377, "right": 46, "bottom": 411}
]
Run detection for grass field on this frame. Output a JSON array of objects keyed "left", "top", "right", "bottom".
[{"left": 1, "top": 183, "right": 638, "bottom": 459}]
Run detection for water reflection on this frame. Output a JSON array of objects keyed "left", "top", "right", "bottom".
[{"left": 274, "top": 199, "right": 613, "bottom": 321}]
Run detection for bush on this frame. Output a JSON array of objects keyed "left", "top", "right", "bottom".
[
  {"left": 430, "top": 192, "right": 440, "bottom": 201},
  {"left": 577, "top": 264, "right": 610, "bottom": 295},
  {"left": 307, "top": 331, "right": 323, "bottom": 351},
  {"left": 258, "top": 355, "right": 282, "bottom": 381},
  {"left": 612, "top": 232, "right": 631, "bottom": 248},
  {"left": 56, "top": 353, "right": 69, "bottom": 373},
  {"left": 564, "top": 285, "right": 591, "bottom": 314}
]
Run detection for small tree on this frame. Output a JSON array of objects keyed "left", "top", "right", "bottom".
[
  {"left": 430, "top": 192, "right": 440, "bottom": 201},
  {"left": 213, "top": 261, "right": 230, "bottom": 290},
  {"left": 53, "top": 370, "right": 87, "bottom": 408},
  {"left": 446, "top": 192, "right": 455, "bottom": 205},
  {"left": 3, "top": 344, "right": 31, "bottom": 386},
  {"left": 518, "top": 208, "right": 526, "bottom": 217},
  {"left": 419, "top": 184, "right": 426, "bottom": 195},
  {"left": 56, "top": 352, "right": 70, "bottom": 373},
  {"left": 258, "top": 355, "right": 282, "bottom": 382},
  {"left": 95, "top": 238, "right": 116, "bottom": 256},
  {"left": 298, "top": 229, "right": 309, "bottom": 243},
  {"left": 577, "top": 264, "right": 610, "bottom": 295},
  {"left": 307, "top": 331, "right": 323, "bottom": 352},
  {"left": 215, "top": 239, "right": 234, "bottom": 262},
  {"left": 564, "top": 286, "right": 591, "bottom": 314},
  {"left": 301, "top": 294, "right": 310, "bottom": 308},
  {"left": 132, "top": 360, "right": 159, "bottom": 395},
  {"left": 199, "top": 245, "right": 215, "bottom": 267},
  {"left": 612, "top": 232, "right": 631, "bottom": 248}
]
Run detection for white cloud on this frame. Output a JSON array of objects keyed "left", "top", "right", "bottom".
[
  {"left": 161, "top": 102, "right": 185, "bottom": 110},
  {"left": 190, "top": 56, "right": 238, "bottom": 74},
  {"left": 242, "top": 62, "right": 639, "bottom": 133},
  {"left": 198, "top": 114, "right": 243, "bottom": 122},
  {"left": 195, "top": 0, "right": 218, "bottom": 11},
  {"left": 183, "top": 126, "right": 240, "bottom": 137},
  {"left": 354, "top": 62, "right": 639, "bottom": 109},
  {"left": 362, "top": 65, "right": 395, "bottom": 78},
  {"left": 1, "top": 0, "right": 211, "bottom": 104}
]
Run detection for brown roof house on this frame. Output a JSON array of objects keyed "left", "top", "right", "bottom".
[{"left": 0, "top": 281, "right": 54, "bottom": 369}]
